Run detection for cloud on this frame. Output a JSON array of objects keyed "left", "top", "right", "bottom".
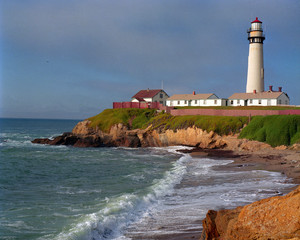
[{"left": 1, "top": 0, "right": 300, "bottom": 118}]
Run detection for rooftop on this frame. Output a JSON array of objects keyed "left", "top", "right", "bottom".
[
  {"left": 167, "top": 93, "right": 215, "bottom": 100},
  {"left": 132, "top": 89, "right": 164, "bottom": 99},
  {"left": 228, "top": 91, "right": 285, "bottom": 100}
]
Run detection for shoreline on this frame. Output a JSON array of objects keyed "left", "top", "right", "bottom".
[
  {"left": 185, "top": 147, "right": 300, "bottom": 186},
  {"left": 149, "top": 147, "right": 300, "bottom": 240}
]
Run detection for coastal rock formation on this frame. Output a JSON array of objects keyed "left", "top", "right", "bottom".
[
  {"left": 32, "top": 119, "right": 274, "bottom": 151},
  {"left": 32, "top": 121, "right": 142, "bottom": 148},
  {"left": 201, "top": 186, "right": 300, "bottom": 240}
]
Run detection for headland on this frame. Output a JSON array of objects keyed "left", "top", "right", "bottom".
[{"left": 32, "top": 108, "right": 300, "bottom": 240}]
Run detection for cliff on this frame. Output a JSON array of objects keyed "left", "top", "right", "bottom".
[
  {"left": 31, "top": 109, "right": 300, "bottom": 149},
  {"left": 201, "top": 186, "right": 300, "bottom": 240},
  {"left": 32, "top": 119, "right": 274, "bottom": 151}
]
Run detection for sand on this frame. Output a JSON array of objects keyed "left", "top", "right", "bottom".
[{"left": 186, "top": 147, "right": 300, "bottom": 185}]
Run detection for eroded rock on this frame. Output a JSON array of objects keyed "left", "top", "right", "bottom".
[
  {"left": 201, "top": 186, "right": 300, "bottom": 240},
  {"left": 32, "top": 120, "right": 276, "bottom": 150}
]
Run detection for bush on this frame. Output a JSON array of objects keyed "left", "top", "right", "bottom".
[{"left": 239, "top": 115, "right": 300, "bottom": 146}]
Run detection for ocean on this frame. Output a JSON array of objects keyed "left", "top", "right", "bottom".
[{"left": 0, "top": 118, "right": 295, "bottom": 240}]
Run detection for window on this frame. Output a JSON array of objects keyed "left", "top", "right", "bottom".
[
  {"left": 184, "top": 100, "right": 187, "bottom": 104},
  {"left": 259, "top": 100, "right": 262, "bottom": 104},
  {"left": 285, "top": 100, "right": 288, "bottom": 104},
  {"left": 160, "top": 94, "right": 163, "bottom": 98},
  {"left": 203, "top": 100, "right": 206, "bottom": 105},
  {"left": 267, "top": 99, "right": 271, "bottom": 105},
  {"left": 159, "top": 101, "right": 163, "bottom": 104},
  {"left": 214, "top": 100, "right": 217, "bottom": 105},
  {"left": 250, "top": 99, "right": 253, "bottom": 104},
  {"left": 278, "top": 99, "right": 282, "bottom": 104},
  {"left": 237, "top": 100, "right": 240, "bottom": 104},
  {"left": 177, "top": 101, "right": 180, "bottom": 105},
  {"left": 230, "top": 100, "right": 233, "bottom": 104},
  {"left": 195, "top": 100, "right": 197, "bottom": 104}
]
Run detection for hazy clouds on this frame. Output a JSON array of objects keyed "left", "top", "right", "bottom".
[{"left": 1, "top": 0, "right": 299, "bottom": 119}]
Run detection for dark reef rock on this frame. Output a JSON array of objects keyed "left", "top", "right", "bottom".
[
  {"left": 31, "top": 132, "right": 106, "bottom": 147},
  {"left": 31, "top": 130, "right": 142, "bottom": 148}
]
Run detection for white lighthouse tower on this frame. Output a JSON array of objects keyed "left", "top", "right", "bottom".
[{"left": 246, "top": 17, "right": 265, "bottom": 93}]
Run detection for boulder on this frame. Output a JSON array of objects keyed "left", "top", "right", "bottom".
[{"left": 201, "top": 186, "right": 300, "bottom": 240}]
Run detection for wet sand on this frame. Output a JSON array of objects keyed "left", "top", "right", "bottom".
[
  {"left": 148, "top": 147, "right": 300, "bottom": 240},
  {"left": 186, "top": 148, "right": 300, "bottom": 185}
]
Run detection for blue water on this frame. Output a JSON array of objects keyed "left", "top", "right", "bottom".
[{"left": 0, "top": 118, "right": 295, "bottom": 240}]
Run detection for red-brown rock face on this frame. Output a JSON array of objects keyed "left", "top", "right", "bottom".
[
  {"left": 33, "top": 120, "right": 276, "bottom": 150},
  {"left": 201, "top": 186, "right": 300, "bottom": 240}
]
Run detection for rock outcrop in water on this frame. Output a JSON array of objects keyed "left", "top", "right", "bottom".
[
  {"left": 32, "top": 119, "right": 275, "bottom": 151},
  {"left": 200, "top": 186, "right": 300, "bottom": 240}
]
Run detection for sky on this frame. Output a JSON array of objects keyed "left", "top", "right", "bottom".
[{"left": 1, "top": 0, "right": 299, "bottom": 119}]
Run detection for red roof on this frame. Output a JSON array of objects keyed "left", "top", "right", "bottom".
[
  {"left": 135, "top": 97, "right": 146, "bottom": 102},
  {"left": 132, "top": 89, "right": 163, "bottom": 99},
  {"left": 251, "top": 17, "right": 262, "bottom": 23}
]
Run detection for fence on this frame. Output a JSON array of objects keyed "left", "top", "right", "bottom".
[
  {"left": 170, "top": 109, "right": 300, "bottom": 116},
  {"left": 113, "top": 101, "right": 163, "bottom": 109},
  {"left": 113, "top": 102, "right": 300, "bottom": 116}
]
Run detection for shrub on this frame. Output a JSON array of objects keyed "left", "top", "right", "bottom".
[{"left": 239, "top": 115, "right": 300, "bottom": 146}]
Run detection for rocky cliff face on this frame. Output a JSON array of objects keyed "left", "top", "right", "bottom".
[
  {"left": 201, "top": 186, "right": 300, "bottom": 240},
  {"left": 32, "top": 119, "right": 274, "bottom": 151}
]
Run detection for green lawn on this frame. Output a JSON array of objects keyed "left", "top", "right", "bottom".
[{"left": 88, "top": 108, "right": 156, "bottom": 132}]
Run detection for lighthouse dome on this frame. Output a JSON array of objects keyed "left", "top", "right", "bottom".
[{"left": 251, "top": 17, "right": 262, "bottom": 23}]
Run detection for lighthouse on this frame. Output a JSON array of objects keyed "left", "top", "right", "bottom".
[{"left": 246, "top": 17, "right": 265, "bottom": 93}]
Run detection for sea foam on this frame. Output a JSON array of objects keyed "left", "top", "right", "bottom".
[{"left": 53, "top": 147, "right": 191, "bottom": 240}]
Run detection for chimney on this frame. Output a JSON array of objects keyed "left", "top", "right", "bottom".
[
  {"left": 278, "top": 87, "right": 282, "bottom": 92},
  {"left": 147, "top": 88, "right": 149, "bottom": 92},
  {"left": 269, "top": 85, "right": 273, "bottom": 91},
  {"left": 193, "top": 91, "right": 196, "bottom": 95},
  {"left": 253, "top": 89, "right": 256, "bottom": 94}
]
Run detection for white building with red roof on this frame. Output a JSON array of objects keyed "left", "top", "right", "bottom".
[{"left": 131, "top": 89, "right": 169, "bottom": 106}]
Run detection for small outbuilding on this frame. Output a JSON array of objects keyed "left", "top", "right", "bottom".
[
  {"left": 131, "top": 89, "right": 169, "bottom": 106},
  {"left": 228, "top": 88, "right": 289, "bottom": 106},
  {"left": 166, "top": 92, "right": 226, "bottom": 107}
]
